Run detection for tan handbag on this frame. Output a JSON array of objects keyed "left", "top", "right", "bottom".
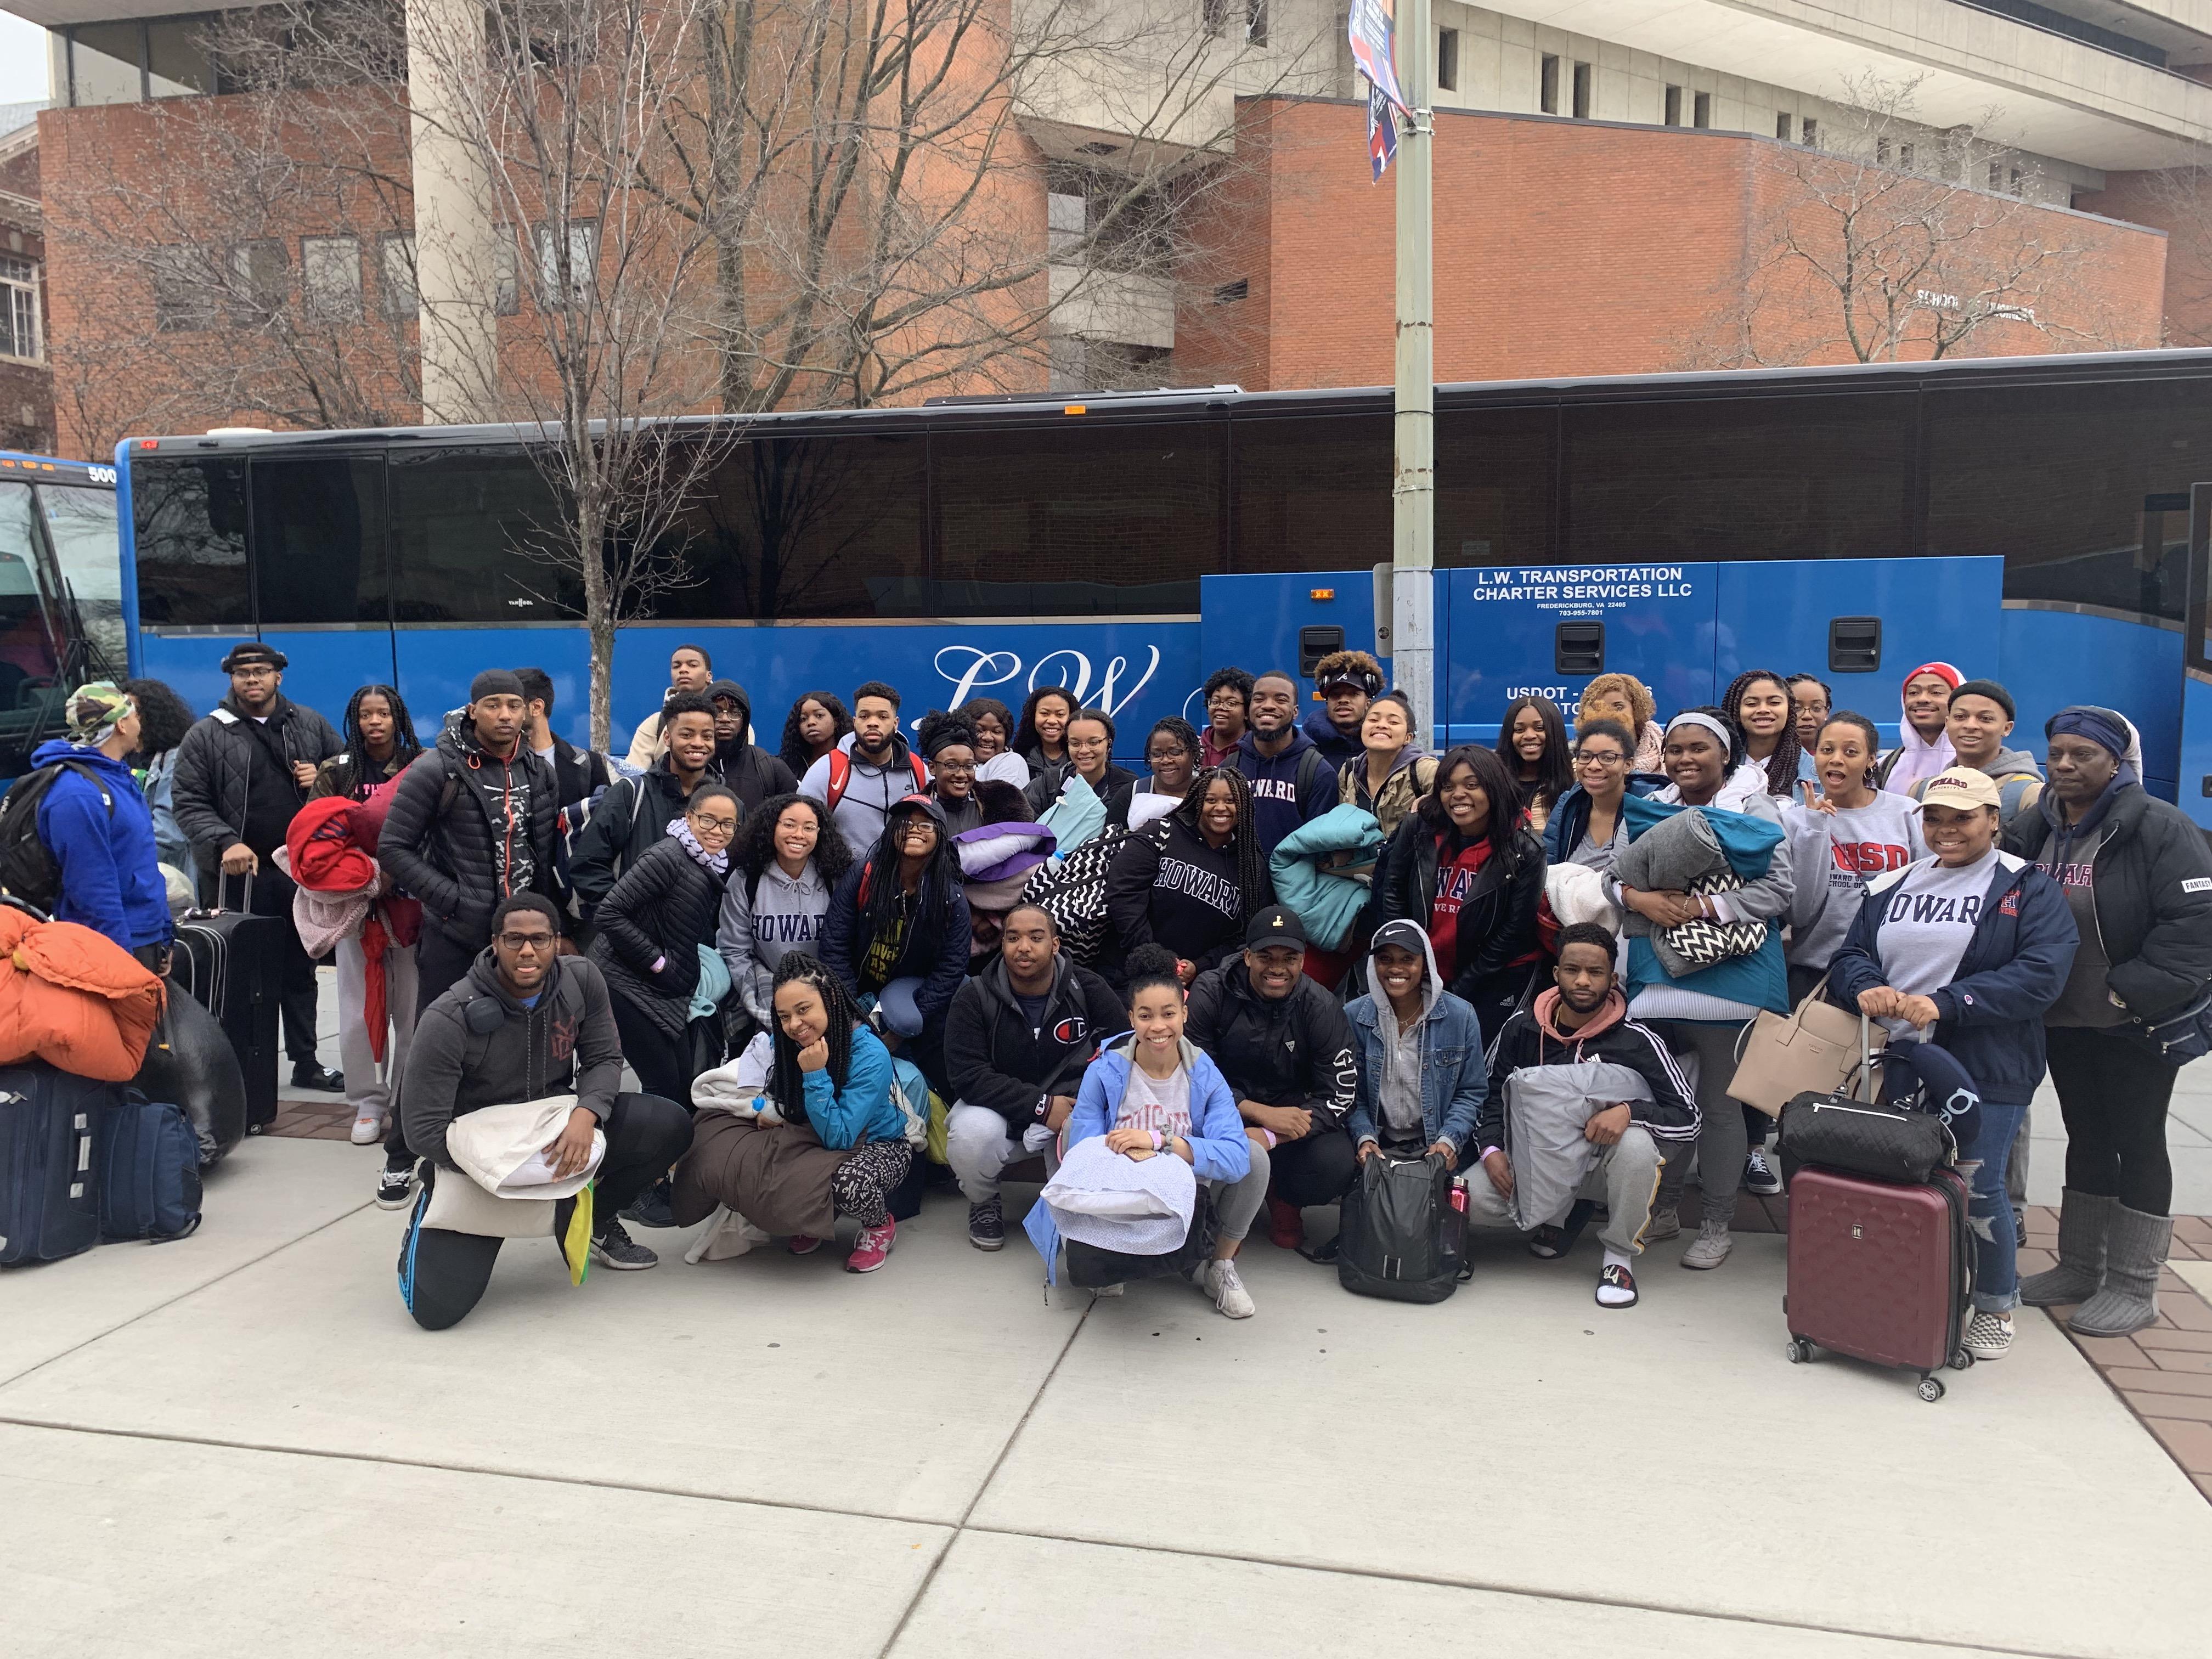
[{"left": 1725, "top": 978, "right": 1886, "bottom": 1118}]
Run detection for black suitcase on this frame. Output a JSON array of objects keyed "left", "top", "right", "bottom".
[
  {"left": 173, "top": 909, "right": 284, "bottom": 1132},
  {"left": 0, "top": 1063, "right": 111, "bottom": 1266}
]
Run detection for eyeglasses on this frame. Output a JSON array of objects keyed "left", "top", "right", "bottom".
[
  {"left": 496, "top": 931, "right": 556, "bottom": 952},
  {"left": 1573, "top": 751, "right": 1625, "bottom": 768},
  {"left": 935, "top": 759, "right": 977, "bottom": 775},
  {"left": 691, "top": 814, "right": 738, "bottom": 835}
]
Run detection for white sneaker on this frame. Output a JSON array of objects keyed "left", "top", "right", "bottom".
[
  {"left": 1680, "top": 1221, "right": 1733, "bottom": 1269},
  {"left": 348, "top": 1113, "right": 383, "bottom": 1146},
  {"left": 1962, "top": 1310, "right": 2013, "bottom": 1360},
  {"left": 1203, "top": 1257, "right": 1255, "bottom": 1319}
]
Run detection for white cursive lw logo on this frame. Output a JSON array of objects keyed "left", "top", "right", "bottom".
[{"left": 932, "top": 645, "right": 1160, "bottom": 719}]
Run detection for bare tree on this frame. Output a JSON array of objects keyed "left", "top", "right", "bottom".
[{"left": 1678, "top": 75, "right": 2123, "bottom": 369}]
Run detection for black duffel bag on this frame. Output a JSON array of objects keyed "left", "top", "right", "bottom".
[
  {"left": 1777, "top": 1087, "right": 1954, "bottom": 1186},
  {"left": 135, "top": 980, "right": 249, "bottom": 1169},
  {"left": 1337, "top": 1150, "right": 1465, "bottom": 1305}
]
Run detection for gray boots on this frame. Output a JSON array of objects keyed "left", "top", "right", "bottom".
[
  {"left": 2070, "top": 1205, "right": 2172, "bottom": 1339},
  {"left": 2018, "top": 1189, "right": 2113, "bottom": 1307}
]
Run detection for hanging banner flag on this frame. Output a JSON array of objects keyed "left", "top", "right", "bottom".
[
  {"left": 1368, "top": 83, "right": 1400, "bottom": 182},
  {"left": 1348, "top": 0, "right": 1408, "bottom": 116}
]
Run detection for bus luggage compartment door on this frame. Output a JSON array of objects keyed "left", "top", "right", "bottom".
[{"left": 1439, "top": 562, "right": 1717, "bottom": 746}]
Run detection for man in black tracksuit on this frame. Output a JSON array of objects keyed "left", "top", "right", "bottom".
[
  {"left": 1184, "top": 905, "right": 1358, "bottom": 1248},
  {"left": 394, "top": 894, "right": 692, "bottom": 1329},
  {"left": 170, "top": 640, "right": 345, "bottom": 1090},
  {"left": 374, "top": 671, "right": 563, "bottom": 1206},
  {"left": 944, "top": 904, "right": 1125, "bottom": 1250}
]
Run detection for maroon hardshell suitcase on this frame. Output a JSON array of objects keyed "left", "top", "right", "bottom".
[{"left": 1783, "top": 1165, "right": 1973, "bottom": 1401}]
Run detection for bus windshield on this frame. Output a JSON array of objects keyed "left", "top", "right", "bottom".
[
  {"left": 36, "top": 482, "right": 123, "bottom": 673},
  {"left": 0, "top": 478, "right": 67, "bottom": 774}
]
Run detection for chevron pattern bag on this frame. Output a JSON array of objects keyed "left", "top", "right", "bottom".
[{"left": 1652, "top": 868, "right": 1767, "bottom": 974}]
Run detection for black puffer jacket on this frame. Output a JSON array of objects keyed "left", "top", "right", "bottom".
[
  {"left": 380, "top": 714, "right": 562, "bottom": 949},
  {"left": 2005, "top": 784, "right": 2212, "bottom": 1022},
  {"left": 589, "top": 837, "right": 726, "bottom": 1042},
  {"left": 569, "top": 757, "right": 704, "bottom": 917},
  {"left": 1185, "top": 960, "right": 1357, "bottom": 1128},
  {"left": 1374, "top": 814, "right": 1546, "bottom": 1001},
  {"left": 171, "top": 693, "right": 342, "bottom": 870},
  {"left": 945, "top": 954, "right": 1127, "bottom": 1131}
]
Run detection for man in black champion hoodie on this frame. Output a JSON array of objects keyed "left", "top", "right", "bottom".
[
  {"left": 396, "top": 895, "right": 692, "bottom": 1328},
  {"left": 944, "top": 904, "right": 1126, "bottom": 1251}
]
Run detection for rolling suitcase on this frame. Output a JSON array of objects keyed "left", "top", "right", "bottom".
[
  {"left": 173, "top": 894, "right": 284, "bottom": 1133},
  {"left": 1784, "top": 1164, "right": 1973, "bottom": 1401},
  {"left": 0, "top": 1063, "right": 111, "bottom": 1266},
  {"left": 96, "top": 1093, "right": 204, "bottom": 1244}
]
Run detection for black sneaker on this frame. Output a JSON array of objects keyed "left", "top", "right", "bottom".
[
  {"left": 1742, "top": 1149, "right": 1784, "bottom": 1195},
  {"left": 619, "top": 1177, "right": 676, "bottom": 1231},
  {"left": 374, "top": 1158, "right": 419, "bottom": 1210},
  {"left": 590, "top": 1220, "right": 659, "bottom": 1271},
  {"left": 291, "top": 1062, "right": 346, "bottom": 1093},
  {"left": 967, "top": 1197, "right": 1005, "bottom": 1251}
]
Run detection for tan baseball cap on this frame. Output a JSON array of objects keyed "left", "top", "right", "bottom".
[{"left": 1920, "top": 768, "right": 2001, "bottom": 810}]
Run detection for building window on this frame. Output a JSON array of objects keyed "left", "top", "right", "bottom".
[
  {"left": 1663, "top": 84, "right": 1681, "bottom": 126},
  {"left": 151, "top": 247, "right": 218, "bottom": 332},
  {"left": 378, "top": 232, "right": 417, "bottom": 320},
  {"left": 1692, "top": 91, "right": 1711, "bottom": 128},
  {"left": 2009, "top": 166, "right": 2022, "bottom": 194},
  {"left": 1201, "top": 0, "right": 1266, "bottom": 43},
  {"left": 0, "top": 256, "right": 39, "bottom": 363},
  {"left": 1437, "top": 27, "right": 1459, "bottom": 93},
  {"left": 1988, "top": 160, "right": 2002, "bottom": 189},
  {"left": 228, "top": 239, "right": 289, "bottom": 326},
  {"left": 66, "top": 21, "right": 144, "bottom": 106},
  {"left": 145, "top": 15, "right": 213, "bottom": 98},
  {"left": 1800, "top": 116, "right": 1818, "bottom": 146},
  {"left": 1775, "top": 110, "right": 1791, "bottom": 140},
  {"left": 533, "top": 221, "right": 597, "bottom": 305},
  {"left": 1540, "top": 54, "right": 1559, "bottom": 115},
  {"left": 1215, "top": 278, "right": 1249, "bottom": 303},
  {"left": 1876, "top": 137, "right": 1891, "bottom": 165},
  {"left": 301, "top": 235, "right": 363, "bottom": 323},
  {"left": 1900, "top": 141, "right": 1916, "bottom": 171},
  {"left": 1571, "top": 61, "right": 1592, "bottom": 119}
]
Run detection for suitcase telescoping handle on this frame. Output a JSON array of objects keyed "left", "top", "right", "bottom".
[{"left": 0, "top": 891, "right": 51, "bottom": 924}]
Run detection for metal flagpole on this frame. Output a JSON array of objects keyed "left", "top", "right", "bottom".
[{"left": 1391, "top": 0, "right": 1436, "bottom": 742}]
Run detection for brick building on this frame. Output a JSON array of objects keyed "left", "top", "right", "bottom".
[
  {"left": 0, "top": 101, "right": 53, "bottom": 453},
  {"left": 8, "top": 0, "right": 2212, "bottom": 454}
]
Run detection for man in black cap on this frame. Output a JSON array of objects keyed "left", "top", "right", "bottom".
[
  {"left": 1184, "top": 904, "right": 1359, "bottom": 1254},
  {"left": 171, "top": 641, "right": 346, "bottom": 1090},
  {"left": 376, "top": 669, "right": 564, "bottom": 1207}
]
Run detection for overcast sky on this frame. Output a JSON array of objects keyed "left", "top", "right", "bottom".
[{"left": 0, "top": 17, "right": 49, "bottom": 106}]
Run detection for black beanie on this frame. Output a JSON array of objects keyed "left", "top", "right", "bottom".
[
  {"left": 470, "top": 669, "right": 526, "bottom": 703},
  {"left": 1949, "top": 679, "right": 2015, "bottom": 722}
]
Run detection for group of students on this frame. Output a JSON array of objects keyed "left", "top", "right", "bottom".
[{"left": 27, "top": 641, "right": 2211, "bottom": 1347}]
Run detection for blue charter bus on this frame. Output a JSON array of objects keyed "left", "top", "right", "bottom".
[
  {"left": 119, "top": 349, "right": 2212, "bottom": 829},
  {"left": 0, "top": 449, "right": 121, "bottom": 780}
]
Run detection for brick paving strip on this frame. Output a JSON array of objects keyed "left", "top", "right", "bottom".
[{"left": 264, "top": 1102, "right": 2212, "bottom": 1502}]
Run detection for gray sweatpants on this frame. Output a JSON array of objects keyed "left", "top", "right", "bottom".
[
  {"left": 1464, "top": 1125, "right": 1664, "bottom": 1255},
  {"left": 1209, "top": 1136, "right": 1271, "bottom": 1244},
  {"left": 1648, "top": 1019, "right": 1753, "bottom": 1227}
]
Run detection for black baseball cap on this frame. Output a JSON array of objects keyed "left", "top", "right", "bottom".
[{"left": 1244, "top": 904, "right": 1307, "bottom": 950}]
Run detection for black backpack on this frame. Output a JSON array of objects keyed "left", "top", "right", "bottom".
[{"left": 0, "top": 760, "right": 114, "bottom": 914}]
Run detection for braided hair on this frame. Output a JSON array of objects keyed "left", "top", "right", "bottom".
[
  {"left": 330, "top": 683, "right": 422, "bottom": 800},
  {"left": 1722, "top": 669, "right": 1802, "bottom": 797},
  {"left": 779, "top": 691, "right": 851, "bottom": 779},
  {"left": 767, "top": 952, "right": 866, "bottom": 1125},
  {"left": 1172, "top": 765, "right": 1269, "bottom": 926}
]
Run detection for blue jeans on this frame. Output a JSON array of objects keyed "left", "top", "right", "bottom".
[{"left": 1962, "top": 1099, "right": 2029, "bottom": 1313}]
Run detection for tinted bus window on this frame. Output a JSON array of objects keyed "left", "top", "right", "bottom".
[
  {"left": 1233, "top": 413, "right": 1387, "bottom": 574},
  {"left": 389, "top": 448, "right": 579, "bottom": 622},
  {"left": 645, "top": 434, "right": 926, "bottom": 621},
  {"left": 132, "top": 455, "right": 251, "bottom": 628},
  {"left": 251, "top": 457, "right": 389, "bottom": 625},
  {"left": 0, "top": 480, "right": 64, "bottom": 774},
  {"left": 1436, "top": 404, "right": 1554, "bottom": 566},
  {"left": 1927, "top": 376, "right": 2212, "bottom": 622},
  {"left": 932, "top": 419, "right": 1223, "bottom": 613},
  {"left": 1562, "top": 393, "right": 1914, "bottom": 560},
  {"left": 35, "top": 483, "right": 123, "bottom": 669}
]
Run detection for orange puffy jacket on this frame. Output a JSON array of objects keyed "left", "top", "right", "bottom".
[{"left": 0, "top": 904, "right": 165, "bottom": 1081}]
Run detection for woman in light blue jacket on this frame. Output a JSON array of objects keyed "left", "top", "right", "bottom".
[
  {"left": 1344, "top": 920, "right": 1487, "bottom": 1163},
  {"left": 1026, "top": 945, "right": 1261, "bottom": 1318}
]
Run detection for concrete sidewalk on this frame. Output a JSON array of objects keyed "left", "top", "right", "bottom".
[{"left": 4, "top": 1136, "right": 2210, "bottom": 1658}]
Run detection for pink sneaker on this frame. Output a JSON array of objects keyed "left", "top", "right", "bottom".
[
  {"left": 845, "top": 1218, "right": 896, "bottom": 1273},
  {"left": 787, "top": 1234, "right": 823, "bottom": 1256}
]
